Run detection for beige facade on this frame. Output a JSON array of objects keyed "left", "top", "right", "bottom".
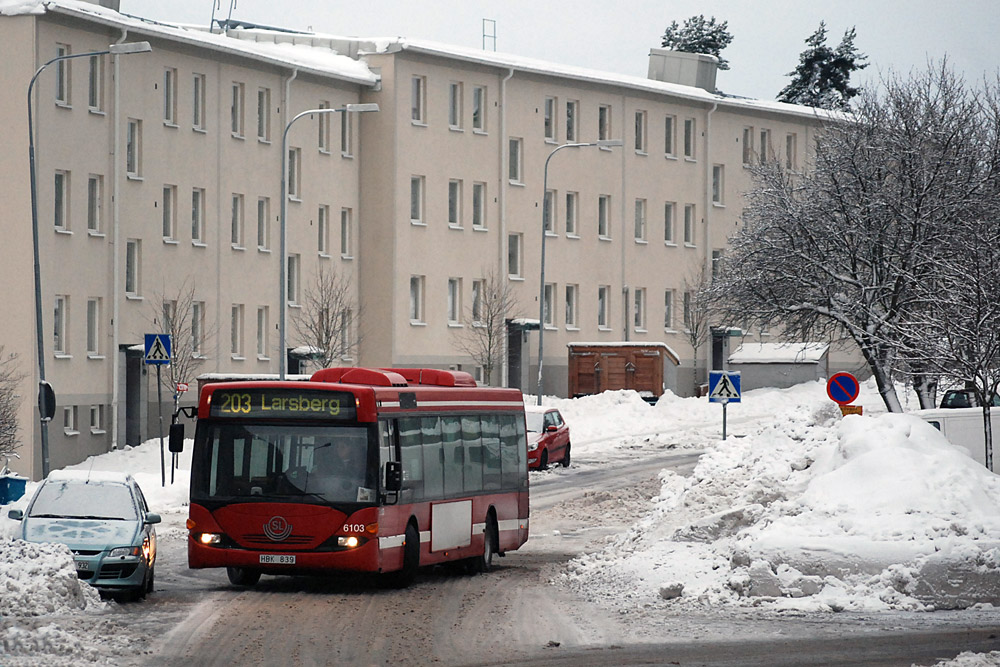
[{"left": 0, "top": 2, "right": 830, "bottom": 478}]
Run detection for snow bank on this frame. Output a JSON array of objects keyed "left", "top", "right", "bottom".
[
  {"left": 562, "top": 405, "right": 1000, "bottom": 612},
  {"left": 0, "top": 539, "right": 102, "bottom": 616}
]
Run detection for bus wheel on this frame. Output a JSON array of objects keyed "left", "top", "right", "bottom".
[
  {"left": 472, "top": 517, "right": 497, "bottom": 574},
  {"left": 386, "top": 523, "right": 420, "bottom": 588},
  {"left": 227, "top": 566, "right": 261, "bottom": 587}
]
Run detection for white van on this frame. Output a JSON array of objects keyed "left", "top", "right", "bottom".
[{"left": 914, "top": 407, "right": 998, "bottom": 469}]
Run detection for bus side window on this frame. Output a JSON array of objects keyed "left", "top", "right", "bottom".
[
  {"left": 398, "top": 417, "right": 424, "bottom": 501},
  {"left": 499, "top": 415, "right": 519, "bottom": 490},
  {"left": 441, "top": 416, "right": 464, "bottom": 496},
  {"left": 462, "top": 415, "right": 483, "bottom": 493},
  {"left": 379, "top": 420, "right": 397, "bottom": 466},
  {"left": 481, "top": 414, "right": 501, "bottom": 491},
  {"left": 421, "top": 417, "right": 444, "bottom": 499}
]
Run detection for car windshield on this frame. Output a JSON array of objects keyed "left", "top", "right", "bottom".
[
  {"left": 29, "top": 480, "right": 137, "bottom": 520},
  {"left": 192, "top": 422, "right": 377, "bottom": 505},
  {"left": 525, "top": 412, "right": 545, "bottom": 433}
]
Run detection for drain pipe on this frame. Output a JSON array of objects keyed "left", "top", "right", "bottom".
[
  {"left": 498, "top": 67, "right": 513, "bottom": 387},
  {"left": 702, "top": 101, "right": 718, "bottom": 379},
  {"left": 110, "top": 29, "right": 129, "bottom": 451}
]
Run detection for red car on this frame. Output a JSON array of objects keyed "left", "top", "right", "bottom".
[{"left": 525, "top": 406, "right": 571, "bottom": 470}]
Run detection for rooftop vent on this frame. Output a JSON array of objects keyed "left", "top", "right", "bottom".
[{"left": 647, "top": 48, "right": 719, "bottom": 93}]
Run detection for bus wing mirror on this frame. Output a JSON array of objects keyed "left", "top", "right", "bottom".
[
  {"left": 384, "top": 461, "right": 402, "bottom": 492},
  {"left": 168, "top": 423, "right": 185, "bottom": 453}
]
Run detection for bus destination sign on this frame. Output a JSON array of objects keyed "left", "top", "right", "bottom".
[{"left": 209, "top": 388, "right": 357, "bottom": 420}]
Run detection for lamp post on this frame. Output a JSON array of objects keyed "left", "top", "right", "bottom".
[
  {"left": 279, "top": 103, "right": 379, "bottom": 379},
  {"left": 27, "top": 41, "right": 151, "bottom": 478},
  {"left": 535, "top": 139, "right": 622, "bottom": 405}
]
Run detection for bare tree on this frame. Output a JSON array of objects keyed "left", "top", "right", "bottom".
[
  {"left": 683, "top": 269, "right": 714, "bottom": 393},
  {"left": 0, "top": 347, "right": 25, "bottom": 463},
  {"left": 454, "top": 268, "right": 518, "bottom": 386},
  {"left": 148, "top": 280, "right": 213, "bottom": 394},
  {"left": 292, "top": 266, "right": 361, "bottom": 371}
]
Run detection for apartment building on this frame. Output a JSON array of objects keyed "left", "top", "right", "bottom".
[{"left": 0, "top": 1, "right": 828, "bottom": 478}]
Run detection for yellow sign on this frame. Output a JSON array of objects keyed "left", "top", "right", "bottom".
[{"left": 839, "top": 405, "right": 863, "bottom": 416}]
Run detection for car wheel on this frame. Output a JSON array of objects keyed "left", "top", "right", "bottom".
[
  {"left": 539, "top": 450, "right": 549, "bottom": 471},
  {"left": 226, "top": 566, "right": 262, "bottom": 586},
  {"left": 561, "top": 443, "right": 571, "bottom": 467},
  {"left": 145, "top": 564, "right": 155, "bottom": 595}
]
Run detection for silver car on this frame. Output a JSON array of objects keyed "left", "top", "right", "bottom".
[{"left": 8, "top": 470, "right": 159, "bottom": 601}]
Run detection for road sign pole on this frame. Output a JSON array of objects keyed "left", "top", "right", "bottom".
[
  {"left": 157, "top": 365, "right": 165, "bottom": 487},
  {"left": 722, "top": 399, "right": 728, "bottom": 440}
]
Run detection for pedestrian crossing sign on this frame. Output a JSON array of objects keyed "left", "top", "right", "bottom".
[
  {"left": 144, "top": 333, "right": 172, "bottom": 365},
  {"left": 708, "top": 370, "right": 741, "bottom": 403}
]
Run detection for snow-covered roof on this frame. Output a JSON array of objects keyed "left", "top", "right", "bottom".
[
  {"left": 196, "top": 373, "right": 312, "bottom": 382},
  {"left": 729, "top": 342, "right": 830, "bottom": 365},
  {"left": 0, "top": 0, "right": 378, "bottom": 86},
  {"left": 45, "top": 469, "right": 130, "bottom": 484}
]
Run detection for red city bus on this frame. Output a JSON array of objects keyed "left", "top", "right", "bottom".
[{"left": 169, "top": 367, "right": 529, "bottom": 587}]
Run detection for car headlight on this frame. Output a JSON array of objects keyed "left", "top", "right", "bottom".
[
  {"left": 109, "top": 546, "right": 140, "bottom": 558},
  {"left": 527, "top": 442, "right": 539, "bottom": 452}
]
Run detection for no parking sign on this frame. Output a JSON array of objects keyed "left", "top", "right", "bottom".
[{"left": 827, "top": 372, "right": 862, "bottom": 416}]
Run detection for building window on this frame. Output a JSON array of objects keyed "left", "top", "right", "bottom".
[
  {"left": 664, "top": 202, "right": 676, "bottom": 244},
  {"left": 340, "top": 208, "right": 352, "bottom": 257},
  {"left": 192, "top": 73, "right": 206, "bottom": 130},
  {"left": 317, "top": 204, "right": 330, "bottom": 254},
  {"left": 231, "top": 193, "right": 245, "bottom": 247},
  {"left": 231, "top": 304, "right": 244, "bottom": 357},
  {"left": 410, "top": 176, "right": 425, "bottom": 223},
  {"left": 88, "top": 55, "right": 104, "bottom": 111},
  {"left": 597, "top": 286, "right": 609, "bottom": 328},
  {"left": 712, "top": 165, "right": 725, "bottom": 205},
  {"left": 191, "top": 188, "right": 205, "bottom": 243},
  {"left": 471, "top": 279, "right": 484, "bottom": 323},
  {"left": 472, "top": 86, "right": 486, "bottom": 131},
  {"left": 759, "top": 128, "right": 771, "bottom": 163},
  {"left": 53, "top": 295, "right": 68, "bottom": 354},
  {"left": 684, "top": 118, "right": 696, "bottom": 159},
  {"left": 126, "top": 119, "right": 141, "bottom": 177},
  {"left": 287, "top": 147, "right": 302, "bottom": 199},
  {"left": 634, "top": 289, "right": 646, "bottom": 330},
  {"left": 664, "top": 290, "right": 674, "bottom": 329},
  {"left": 684, "top": 204, "right": 696, "bottom": 245},
  {"left": 409, "top": 275, "right": 425, "bottom": 322},
  {"left": 257, "top": 87, "right": 271, "bottom": 141},
  {"left": 472, "top": 182, "right": 486, "bottom": 229},
  {"left": 231, "top": 82, "right": 245, "bottom": 136},
  {"left": 257, "top": 196, "right": 270, "bottom": 249},
  {"left": 411, "top": 76, "right": 426, "bottom": 123},
  {"left": 683, "top": 291, "right": 694, "bottom": 330},
  {"left": 63, "top": 406, "right": 78, "bottom": 435},
  {"left": 566, "top": 100, "right": 578, "bottom": 142},
  {"left": 786, "top": 133, "right": 798, "bottom": 170},
  {"left": 543, "top": 189, "right": 556, "bottom": 233},
  {"left": 87, "top": 297, "right": 100, "bottom": 355},
  {"left": 598, "top": 195, "right": 611, "bottom": 239},
  {"left": 634, "top": 198, "right": 647, "bottom": 241},
  {"left": 635, "top": 110, "right": 647, "bottom": 152},
  {"left": 507, "top": 233, "right": 523, "bottom": 278},
  {"left": 742, "top": 127, "right": 754, "bottom": 165},
  {"left": 508, "top": 137, "right": 523, "bottom": 183},
  {"left": 449, "top": 180, "right": 463, "bottom": 227},
  {"left": 565, "top": 191, "right": 578, "bottom": 235},
  {"left": 318, "top": 101, "right": 331, "bottom": 152},
  {"left": 287, "top": 254, "right": 300, "bottom": 305},
  {"left": 53, "top": 170, "right": 69, "bottom": 231},
  {"left": 565, "top": 284, "right": 578, "bottom": 328},
  {"left": 544, "top": 96, "right": 557, "bottom": 141},
  {"left": 163, "top": 301, "right": 176, "bottom": 334},
  {"left": 664, "top": 115, "right": 676, "bottom": 156},
  {"left": 87, "top": 175, "right": 102, "bottom": 233},
  {"left": 90, "top": 405, "right": 104, "bottom": 433},
  {"left": 448, "top": 278, "right": 462, "bottom": 324},
  {"left": 55, "top": 44, "right": 70, "bottom": 104},
  {"left": 339, "top": 309, "right": 353, "bottom": 357},
  {"left": 598, "top": 105, "right": 611, "bottom": 141},
  {"left": 341, "top": 111, "right": 353, "bottom": 156},
  {"left": 162, "top": 185, "right": 176, "bottom": 240},
  {"left": 543, "top": 283, "right": 555, "bottom": 327},
  {"left": 192, "top": 301, "right": 205, "bottom": 356},
  {"left": 257, "top": 306, "right": 269, "bottom": 357},
  {"left": 163, "top": 67, "right": 177, "bottom": 124},
  {"left": 125, "top": 239, "right": 140, "bottom": 296},
  {"left": 449, "top": 82, "right": 463, "bottom": 129}
]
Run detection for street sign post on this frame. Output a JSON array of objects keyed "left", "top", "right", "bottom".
[
  {"left": 144, "top": 334, "right": 172, "bottom": 487},
  {"left": 708, "top": 370, "right": 742, "bottom": 440}
]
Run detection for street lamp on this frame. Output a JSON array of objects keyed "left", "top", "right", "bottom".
[
  {"left": 535, "top": 139, "right": 622, "bottom": 405},
  {"left": 278, "top": 103, "right": 379, "bottom": 379},
  {"left": 27, "top": 41, "right": 151, "bottom": 478}
]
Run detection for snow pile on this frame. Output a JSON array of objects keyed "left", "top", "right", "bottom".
[
  {"left": 562, "top": 407, "right": 1000, "bottom": 613},
  {"left": 0, "top": 539, "right": 102, "bottom": 616}
]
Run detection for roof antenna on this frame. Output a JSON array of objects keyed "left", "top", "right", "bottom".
[
  {"left": 85, "top": 454, "right": 97, "bottom": 484},
  {"left": 482, "top": 18, "right": 496, "bottom": 52}
]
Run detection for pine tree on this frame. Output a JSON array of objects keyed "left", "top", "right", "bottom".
[
  {"left": 777, "top": 22, "right": 868, "bottom": 110},
  {"left": 661, "top": 15, "right": 734, "bottom": 71}
]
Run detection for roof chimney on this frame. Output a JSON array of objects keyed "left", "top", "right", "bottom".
[{"left": 647, "top": 48, "right": 718, "bottom": 92}]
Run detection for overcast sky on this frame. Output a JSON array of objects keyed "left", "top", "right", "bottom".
[{"left": 120, "top": 0, "right": 1000, "bottom": 100}]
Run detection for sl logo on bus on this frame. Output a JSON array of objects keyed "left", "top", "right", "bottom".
[{"left": 263, "top": 516, "right": 293, "bottom": 542}]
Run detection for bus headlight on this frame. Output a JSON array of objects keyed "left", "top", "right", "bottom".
[
  {"left": 337, "top": 536, "right": 360, "bottom": 548},
  {"left": 196, "top": 532, "right": 222, "bottom": 545}
]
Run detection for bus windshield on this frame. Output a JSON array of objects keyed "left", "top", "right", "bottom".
[{"left": 191, "top": 422, "right": 378, "bottom": 506}]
